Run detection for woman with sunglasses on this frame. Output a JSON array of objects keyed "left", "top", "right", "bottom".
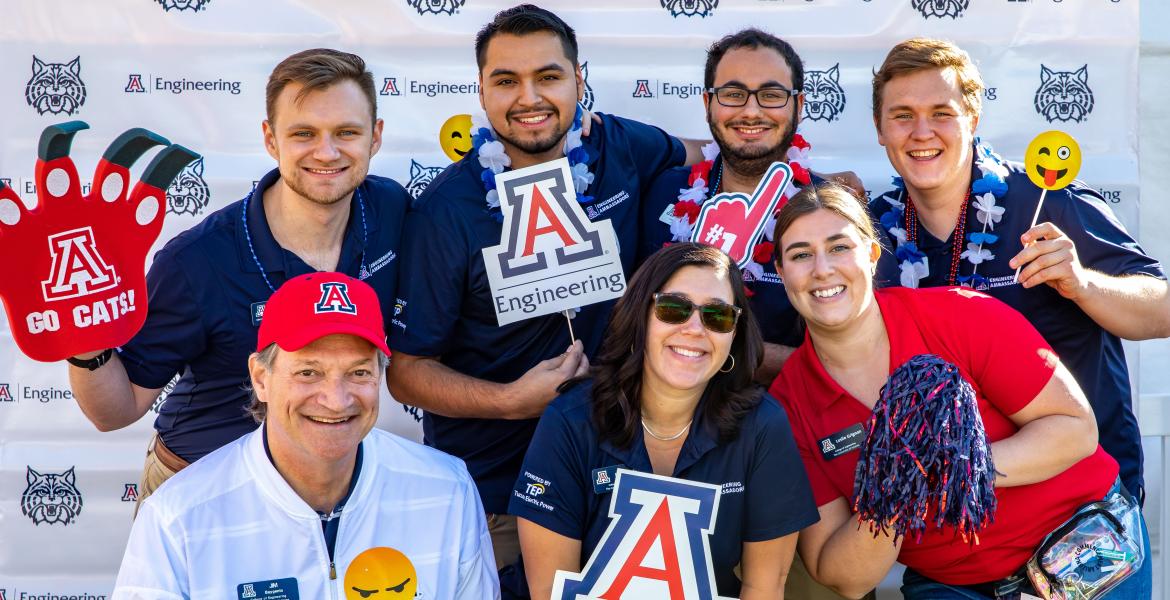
[
  {"left": 508, "top": 242, "right": 819, "bottom": 599},
  {"left": 769, "top": 182, "right": 1147, "bottom": 599}
]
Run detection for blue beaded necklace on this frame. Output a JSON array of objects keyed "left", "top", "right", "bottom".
[{"left": 241, "top": 186, "right": 369, "bottom": 293}]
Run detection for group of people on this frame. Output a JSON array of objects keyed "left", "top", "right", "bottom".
[{"left": 61, "top": 3, "right": 1167, "bottom": 599}]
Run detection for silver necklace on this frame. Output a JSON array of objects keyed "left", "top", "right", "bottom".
[{"left": 641, "top": 418, "right": 692, "bottom": 442}]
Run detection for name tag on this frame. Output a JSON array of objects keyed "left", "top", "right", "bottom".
[
  {"left": 237, "top": 577, "right": 299, "bottom": 600},
  {"left": 592, "top": 465, "right": 624, "bottom": 494},
  {"left": 818, "top": 423, "right": 864, "bottom": 461},
  {"left": 251, "top": 301, "right": 266, "bottom": 327}
]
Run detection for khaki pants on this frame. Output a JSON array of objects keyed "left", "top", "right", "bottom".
[
  {"left": 786, "top": 554, "right": 876, "bottom": 600},
  {"left": 132, "top": 434, "right": 188, "bottom": 518},
  {"left": 488, "top": 513, "right": 521, "bottom": 570}
]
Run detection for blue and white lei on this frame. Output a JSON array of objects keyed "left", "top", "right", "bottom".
[{"left": 880, "top": 138, "right": 1009, "bottom": 288}]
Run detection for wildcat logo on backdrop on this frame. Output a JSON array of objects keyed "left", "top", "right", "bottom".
[
  {"left": 802, "top": 64, "right": 846, "bottom": 123},
  {"left": 1034, "top": 65, "right": 1094, "bottom": 124},
  {"left": 21, "top": 466, "right": 83, "bottom": 526},
  {"left": 406, "top": 160, "right": 443, "bottom": 199},
  {"left": 551, "top": 470, "right": 732, "bottom": 600},
  {"left": 580, "top": 61, "right": 595, "bottom": 112},
  {"left": 156, "top": 0, "right": 211, "bottom": 11},
  {"left": 166, "top": 157, "right": 211, "bottom": 216},
  {"left": 661, "top": 0, "right": 718, "bottom": 18},
  {"left": 407, "top": 0, "right": 465, "bottom": 15},
  {"left": 25, "top": 57, "right": 87, "bottom": 116},
  {"left": 912, "top": 0, "right": 968, "bottom": 19}
]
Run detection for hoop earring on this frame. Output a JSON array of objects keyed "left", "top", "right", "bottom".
[{"left": 719, "top": 355, "right": 735, "bottom": 373}]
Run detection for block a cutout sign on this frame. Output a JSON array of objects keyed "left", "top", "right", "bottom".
[
  {"left": 0, "top": 121, "right": 199, "bottom": 361},
  {"left": 483, "top": 157, "right": 626, "bottom": 326},
  {"left": 690, "top": 161, "right": 793, "bottom": 269},
  {"left": 552, "top": 469, "right": 734, "bottom": 600}
]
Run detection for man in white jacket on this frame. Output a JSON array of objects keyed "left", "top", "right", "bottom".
[{"left": 114, "top": 272, "right": 498, "bottom": 600}]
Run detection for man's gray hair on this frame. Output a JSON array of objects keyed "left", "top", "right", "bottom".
[{"left": 245, "top": 342, "right": 389, "bottom": 423}]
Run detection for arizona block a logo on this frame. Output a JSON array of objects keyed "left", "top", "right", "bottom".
[
  {"left": 316, "top": 282, "right": 358, "bottom": 314},
  {"left": 482, "top": 158, "right": 626, "bottom": 326},
  {"left": 0, "top": 121, "right": 198, "bottom": 362},
  {"left": 691, "top": 162, "right": 793, "bottom": 269},
  {"left": 552, "top": 470, "right": 732, "bottom": 600}
]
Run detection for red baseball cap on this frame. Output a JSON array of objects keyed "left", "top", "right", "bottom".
[{"left": 256, "top": 272, "right": 390, "bottom": 355}]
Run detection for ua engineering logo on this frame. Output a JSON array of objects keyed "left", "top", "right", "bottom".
[
  {"left": 25, "top": 56, "right": 87, "bottom": 116},
  {"left": 407, "top": 0, "right": 465, "bottom": 15},
  {"left": 1035, "top": 65, "right": 1094, "bottom": 123},
  {"left": 495, "top": 165, "right": 605, "bottom": 278},
  {"left": 22, "top": 466, "right": 84, "bottom": 526},
  {"left": 632, "top": 80, "right": 654, "bottom": 98},
  {"left": 0, "top": 383, "right": 13, "bottom": 402},
  {"left": 552, "top": 470, "right": 732, "bottom": 600},
  {"left": 122, "top": 483, "right": 140, "bottom": 502},
  {"left": 316, "top": 282, "right": 358, "bottom": 314},
  {"left": 126, "top": 74, "right": 146, "bottom": 93},
  {"left": 661, "top": 0, "right": 718, "bottom": 18},
  {"left": 913, "top": 0, "right": 968, "bottom": 19},
  {"left": 42, "top": 227, "right": 118, "bottom": 301},
  {"left": 156, "top": 0, "right": 211, "bottom": 10},
  {"left": 166, "top": 157, "right": 211, "bottom": 216},
  {"left": 380, "top": 77, "right": 402, "bottom": 96},
  {"left": 802, "top": 64, "right": 846, "bottom": 123}
]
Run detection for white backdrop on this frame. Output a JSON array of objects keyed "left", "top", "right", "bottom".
[{"left": 0, "top": 0, "right": 1139, "bottom": 596}]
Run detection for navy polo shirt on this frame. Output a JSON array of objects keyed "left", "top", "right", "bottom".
[
  {"left": 638, "top": 163, "right": 816, "bottom": 347},
  {"left": 870, "top": 158, "right": 1164, "bottom": 495},
  {"left": 508, "top": 379, "right": 819, "bottom": 596},
  {"left": 391, "top": 113, "right": 685, "bottom": 513},
  {"left": 119, "top": 169, "right": 409, "bottom": 462}
]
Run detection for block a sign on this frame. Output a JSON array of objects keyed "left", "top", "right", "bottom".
[{"left": 483, "top": 158, "right": 626, "bottom": 326}]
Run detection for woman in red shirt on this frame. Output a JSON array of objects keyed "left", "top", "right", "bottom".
[{"left": 768, "top": 182, "right": 1148, "bottom": 598}]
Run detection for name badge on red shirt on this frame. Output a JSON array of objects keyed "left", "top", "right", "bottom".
[{"left": 819, "top": 423, "right": 864, "bottom": 461}]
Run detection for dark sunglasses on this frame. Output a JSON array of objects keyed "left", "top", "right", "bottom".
[{"left": 652, "top": 293, "right": 741, "bottom": 334}]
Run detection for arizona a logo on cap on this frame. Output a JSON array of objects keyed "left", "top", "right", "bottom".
[{"left": 315, "top": 282, "right": 357, "bottom": 315}]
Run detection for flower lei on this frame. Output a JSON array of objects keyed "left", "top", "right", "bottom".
[
  {"left": 470, "top": 105, "right": 594, "bottom": 223},
  {"left": 666, "top": 134, "right": 813, "bottom": 285},
  {"left": 879, "top": 137, "right": 1009, "bottom": 289}
]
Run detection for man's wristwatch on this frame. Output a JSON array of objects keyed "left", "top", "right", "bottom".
[{"left": 67, "top": 348, "right": 114, "bottom": 371}]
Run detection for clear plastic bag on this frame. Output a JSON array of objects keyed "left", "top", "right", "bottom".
[{"left": 1025, "top": 487, "right": 1145, "bottom": 600}]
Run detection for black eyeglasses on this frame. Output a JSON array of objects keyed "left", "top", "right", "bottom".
[
  {"left": 706, "top": 85, "right": 799, "bottom": 108},
  {"left": 652, "top": 293, "right": 742, "bottom": 334}
]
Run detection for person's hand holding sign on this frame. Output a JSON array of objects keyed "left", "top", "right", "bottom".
[
  {"left": 1010, "top": 130, "right": 1086, "bottom": 297},
  {"left": 506, "top": 339, "right": 589, "bottom": 419},
  {"left": 0, "top": 121, "right": 198, "bottom": 362}
]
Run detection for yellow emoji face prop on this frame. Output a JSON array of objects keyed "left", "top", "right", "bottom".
[
  {"left": 439, "top": 114, "right": 473, "bottom": 162},
  {"left": 1025, "top": 131, "right": 1081, "bottom": 191},
  {"left": 344, "top": 547, "right": 417, "bottom": 599}
]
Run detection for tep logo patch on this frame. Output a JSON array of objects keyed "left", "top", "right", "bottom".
[
  {"left": 552, "top": 469, "right": 733, "bottom": 600},
  {"left": 315, "top": 282, "right": 357, "bottom": 314}
]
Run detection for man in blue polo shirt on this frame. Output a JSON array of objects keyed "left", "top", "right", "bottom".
[
  {"left": 640, "top": 29, "right": 825, "bottom": 385},
  {"left": 67, "top": 49, "right": 409, "bottom": 507},
  {"left": 868, "top": 38, "right": 1170, "bottom": 501},
  {"left": 387, "top": 4, "right": 701, "bottom": 570}
]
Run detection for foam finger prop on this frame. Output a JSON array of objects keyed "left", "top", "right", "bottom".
[
  {"left": 853, "top": 354, "right": 999, "bottom": 545},
  {"left": 0, "top": 121, "right": 199, "bottom": 362}
]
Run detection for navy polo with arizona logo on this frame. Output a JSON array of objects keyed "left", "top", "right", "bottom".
[
  {"left": 391, "top": 113, "right": 685, "bottom": 514},
  {"left": 509, "top": 379, "right": 819, "bottom": 596},
  {"left": 870, "top": 158, "right": 1165, "bottom": 498},
  {"left": 118, "top": 168, "right": 408, "bottom": 462}
]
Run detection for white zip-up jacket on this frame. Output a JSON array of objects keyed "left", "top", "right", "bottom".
[{"left": 113, "top": 428, "right": 498, "bottom": 600}]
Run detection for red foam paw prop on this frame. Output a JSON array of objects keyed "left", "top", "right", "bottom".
[{"left": 0, "top": 121, "right": 199, "bottom": 362}]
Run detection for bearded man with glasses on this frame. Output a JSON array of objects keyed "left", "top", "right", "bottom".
[{"left": 638, "top": 29, "right": 860, "bottom": 390}]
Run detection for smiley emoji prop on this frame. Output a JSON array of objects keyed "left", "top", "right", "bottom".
[
  {"left": 345, "top": 547, "right": 417, "bottom": 599},
  {"left": 439, "top": 114, "right": 473, "bottom": 162},
  {"left": 1025, "top": 130, "right": 1081, "bottom": 191}
]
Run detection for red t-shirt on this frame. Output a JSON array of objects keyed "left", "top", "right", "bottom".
[{"left": 770, "top": 287, "right": 1118, "bottom": 584}]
